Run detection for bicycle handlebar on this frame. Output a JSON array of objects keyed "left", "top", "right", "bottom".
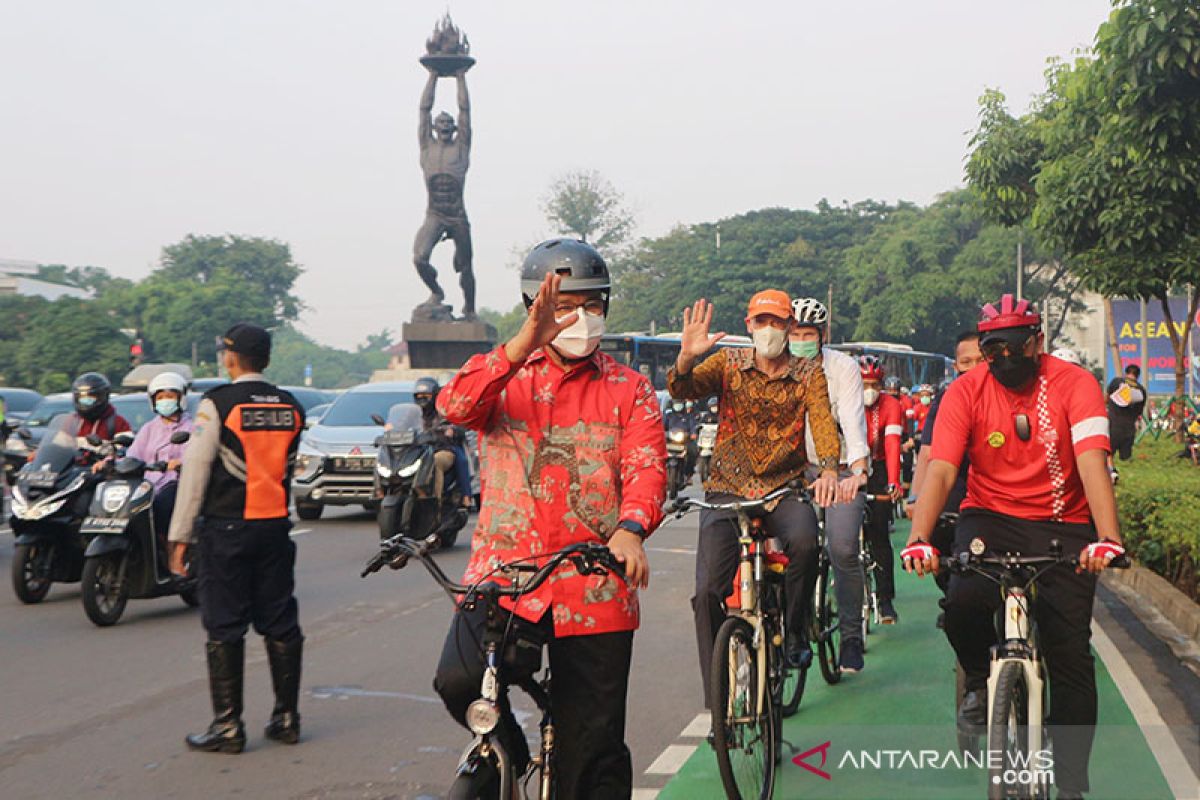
[
  {"left": 945, "top": 548, "right": 1131, "bottom": 576},
  {"left": 361, "top": 536, "right": 626, "bottom": 600},
  {"left": 667, "top": 483, "right": 888, "bottom": 517}
]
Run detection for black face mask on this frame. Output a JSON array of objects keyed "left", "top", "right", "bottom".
[{"left": 989, "top": 353, "right": 1039, "bottom": 389}]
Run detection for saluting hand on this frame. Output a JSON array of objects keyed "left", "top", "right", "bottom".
[
  {"left": 677, "top": 300, "right": 726, "bottom": 371},
  {"left": 504, "top": 273, "right": 579, "bottom": 364}
]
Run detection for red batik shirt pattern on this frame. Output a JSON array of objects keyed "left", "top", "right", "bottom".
[{"left": 437, "top": 346, "right": 667, "bottom": 637}]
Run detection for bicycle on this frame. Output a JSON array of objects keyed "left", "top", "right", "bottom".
[
  {"left": 362, "top": 534, "right": 625, "bottom": 800},
  {"left": 812, "top": 493, "right": 884, "bottom": 684},
  {"left": 944, "top": 537, "right": 1129, "bottom": 800},
  {"left": 669, "top": 484, "right": 807, "bottom": 800}
]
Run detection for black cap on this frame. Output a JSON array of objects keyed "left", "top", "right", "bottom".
[{"left": 221, "top": 323, "right": 271, "bottom": 358}]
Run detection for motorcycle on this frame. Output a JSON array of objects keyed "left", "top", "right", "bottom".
[
  {"left": 372, "top": 403, "right": 469, "bottom": 549},
  {"left": 9, "top": 415, "right": 116, "bottom": 604},
  {"left": 665, "top": 422, "right": 691, "bottom": 500},
  {"left": 79, "top": 430, "right": 198, "bottom": 626},
  {"left": 696, "top": 420, "right": 718, "bottom": 484}
]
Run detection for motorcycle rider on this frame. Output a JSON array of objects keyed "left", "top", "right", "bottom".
[
  {"left": 126, "top": 372, "right": 194, "bottom": 555},
  {"left": 70, "top": 372, "right": 132, "bottom": 442},
  {"left": 663, "top": 397, "right": 699, "bottom": 479},
  {"left": 789, "top": 297, "right": 874, "bottom": 671},
  {"left": 412, "top": 377, "right": 472, "bottom": 508},
  {"left": 434, "top": 238, "right": 666, "bottom": 797}
]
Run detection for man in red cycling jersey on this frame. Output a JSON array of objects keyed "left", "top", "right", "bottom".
[
  {"left": 902, "top": 295, "right": 1124, "bottom": 799},
  {"left": 858, "top": 356, "right": 904, "bottom": 622}
]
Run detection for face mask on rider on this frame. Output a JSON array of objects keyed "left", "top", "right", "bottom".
[
  {"left": 788, "top": 340, "right": 820, "bottom": 359},
  {"left": 551, "top": 311, "right": 605, "bottom": 359},
  {"left": 155, "top": 398, "right": 180, "bottom": 418},
  {"left": 752, "top": 326, "right": 788, "bottom": 359},
  {"left": 989, "top": 353, "right": 1040, "bottom": 389},
  {"left": 863, "top": 388, "right": 881, "bottom": 407}
]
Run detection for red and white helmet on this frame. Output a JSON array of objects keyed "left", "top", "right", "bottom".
[{"left": 858, "top": 354, "right": 885, "bottom": 382}]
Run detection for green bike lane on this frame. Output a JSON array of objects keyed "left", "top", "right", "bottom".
[{"left": 657, "top": 523, "right": 1185, "bottom": 800}]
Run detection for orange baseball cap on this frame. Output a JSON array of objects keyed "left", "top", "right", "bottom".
[{"left": 745, "top": 289, "right": 793, "bottom": 321}]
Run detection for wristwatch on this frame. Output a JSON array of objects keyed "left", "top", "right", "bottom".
[
  {"left": 617, "top": 520, "right": 648, "bottom": 540},
  {"left": 850, "top": 465, "right": 866, "bottom": 477}
]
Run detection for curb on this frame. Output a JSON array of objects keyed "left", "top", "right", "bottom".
[{"left": 1101, "top": 562, "right": 1200, "bottom": 677}]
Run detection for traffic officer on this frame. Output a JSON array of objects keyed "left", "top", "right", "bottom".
[{"left": 168, "top": 323, "right": 306, "bottom": 754}]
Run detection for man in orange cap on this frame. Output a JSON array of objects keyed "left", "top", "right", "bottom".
[{"left": 668, "top": 291, "right": 840, "bottom": 723}]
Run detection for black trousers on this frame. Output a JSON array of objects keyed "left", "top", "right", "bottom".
[
  {"left": 864, "top": 463, "right": 896, "bottom": 600},
  {"left": 433, "top": 603, "right": 634, "bottom": 799},
  {"left": 944, "top": 509, "right": 1098, "bottom": 793},
  {"left": 1110, "top": 421, "right": 1135, "bottom": 461},
  {"left": 152, "top": 481, "right": 178, "bottom": 560},
  {"left": 694, "top": 492, "right": 819, "bottom": 708},
  {"left": 197, "top": 517, "right": 302, "bottom": 645}
]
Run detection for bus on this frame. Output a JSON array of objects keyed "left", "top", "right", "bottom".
[{"left": 599, "top": 333, "right": 950, "bottom": 390}]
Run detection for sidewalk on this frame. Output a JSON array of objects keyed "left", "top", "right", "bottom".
[{"left": 658, "top": 523, "right": 1188, "bottom": 800}]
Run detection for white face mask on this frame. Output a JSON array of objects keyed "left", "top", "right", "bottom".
[
  {"left": 751, "top": 326, "right": 788, "bottom": 359},
  {"left": 551, "top": 312, "right": 605, "bottom": 359},
  {"left": 863, "top": 388, "right": 881, "bottom": 407}
]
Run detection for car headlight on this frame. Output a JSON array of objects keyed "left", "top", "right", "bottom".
[
  {"left": 294, "top": 453, "right": 320, "bottom": 480},
  {"left": 465, "top": 699, "right": 500, "bottom": 734},
  {"left": 101, "top": 483, "right": 132, "bottom": 514},
  {"left": 397, "top": 458, "right": 422, "bottom": 479},
  {"left": 376, "top": 463, "right": 393, "bottom": 479},
  {"left": 669, "top": 430, "right": 688, "bottom": 444}
]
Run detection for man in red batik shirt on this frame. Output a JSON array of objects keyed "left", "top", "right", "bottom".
[
  {"left": 434, "top": 238, "right": 666, "bottom": 799},
  {"left": 903, "top": 295, "right": 1124, "bottom": 799}
]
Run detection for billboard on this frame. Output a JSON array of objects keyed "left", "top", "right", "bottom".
[{"left": 1107, "top": 297, "right": 1200, "bottom": 395}]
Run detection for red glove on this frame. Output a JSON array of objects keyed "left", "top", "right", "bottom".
[
  {"left": 901, "top": 542, "right": 937, "bottom": 564},
  {"left": 1083, "top": 540, "right": 1125, "bottom": 562}
]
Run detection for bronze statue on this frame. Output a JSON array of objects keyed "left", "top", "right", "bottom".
[{"left": 413, "top": 15, "right": 476, "bottom": 321}]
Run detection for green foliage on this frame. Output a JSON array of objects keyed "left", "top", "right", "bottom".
[
  {"left": 1115, "top": 437, "right": 1200, "bottom": 601},
  {"left": 542, "top": 170, "right": 636, "bottom": 250},
  {"left": 0, "top": 295, "right": 129, "bottom": 393},
  {"left": 264, "top": 327, "right": 389, "bottom": 389},
  {"left": 477, "top": 303, "right": 527, "bottom": 342},
  {"left": 34, "top": 264, "right": 131, "bottom": 296},
  {"left": 608, "top": 200, "right": 902, "bottom": 341}
]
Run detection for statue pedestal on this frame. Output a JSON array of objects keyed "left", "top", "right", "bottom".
[{"left": 403, "top": 320, "right": 497, "bottom": 370}]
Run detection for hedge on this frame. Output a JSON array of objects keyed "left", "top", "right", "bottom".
[{"left": 1115, "top": 437, "right": 1200, "bottom": 602}]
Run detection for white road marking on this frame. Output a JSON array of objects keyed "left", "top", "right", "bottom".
[
  {"left": 290, "top": 528, "right": 312, "bottom": 538},
  {"left": 647, "top": 546, "right": 696, "bottom": 556},
  {"left": 631, "top": 790, "right": 660, "bottom": 800},
  {"left": 680, "top": 711, "right": 711, "bottom": 738},
  {"left": 645, "top": 744, "right": 697, "bottom": 775},
  {"left": 1091, "top": 620, "right": 1200, "bottom": 799}
]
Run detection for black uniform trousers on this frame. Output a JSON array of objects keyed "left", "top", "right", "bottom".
[
  {"left": 864, "top": 462, "right": 896, "bottom": 600},
  {"left": 694, "top": 493, "right": 819, "bottom": 708},
  {"left": 944, "top": 509, "right": 1098, "bottom": 794},
  {"left": 434, "top": 603, "right": 635, "bottom": 799},
  {"left": 1109, "top": 418, "right": 1136, "bottom": 461},
  {"left": 197, "top": 516, "right": 302, "bottom": 645}
]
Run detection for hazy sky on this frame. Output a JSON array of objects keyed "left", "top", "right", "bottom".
[{"left": 0, "top": 1, "right": 1112, "bottom": 349}]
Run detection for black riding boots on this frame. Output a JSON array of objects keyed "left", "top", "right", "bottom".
[
  {"left": 263, "top": 636, "right": 303, "bottom": 744},
  {"left": 186, "top": 640, "right": 247, "bottom": 754}
]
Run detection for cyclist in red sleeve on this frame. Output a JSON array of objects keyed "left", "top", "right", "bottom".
[
  {"left": 434, "top": 238, "right": 667, "bottom": 798},
  {"left": 902, "top": 295, "right": 1124, "bottom": 800},
  {"left": 858, "top": 356, "right": 905, "bottom": 623}
]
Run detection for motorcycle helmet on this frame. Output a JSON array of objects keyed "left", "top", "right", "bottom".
[
  {"left": 72, "top": 372, "right": 112, "bottom": 421},
  {"left": 519, "top": 239, "right": 611, "bottom": 311},
  {"left": 707, "top": 396, "right": 719, "bottom": 414},
  {"left": 147, "top": 371, "right": 189, "bottom": 412},
  {"left": 883, "top": 376, "right": 901, "bottom": 393},
  {"left": 414, "top": 377, "right": 440, "bottom": 413},
  {"left": 858, "top": 354, "right": 885, "bottom": 382}
]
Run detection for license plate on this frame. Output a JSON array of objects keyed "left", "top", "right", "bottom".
[
  {"left": 331, "top": 456, "right": 374, "bottom": 473},
  {"left": 83, "top": 517, "right": 126, "bottom": 531},
  {"left": 698, "top": 430, "right": 717, "bottom": 448},
  {"left": 385, "top": 430, "right": 416, "bottom": 446}
]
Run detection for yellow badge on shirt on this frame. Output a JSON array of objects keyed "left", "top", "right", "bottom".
[{"left": 987, "top": 431, "right": 1006, "bottom": 448}]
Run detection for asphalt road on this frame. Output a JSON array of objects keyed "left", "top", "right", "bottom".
[{"left": 0, "top": 504, "right": 707, "bottom": 800}]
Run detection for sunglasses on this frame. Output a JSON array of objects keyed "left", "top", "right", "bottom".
[{"left": 980, "top": 333, "right": 1035, "bottom": 361}]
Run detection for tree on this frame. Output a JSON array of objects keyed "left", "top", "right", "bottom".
[
  {"left": 358, "top": 329, "right": 395, "bottom": 353},
  {"left": 265, "top": 327, "right": 389, "bottom": 388},
  {"left": 967, "top": 0, "right": 1200, "bottom": 432},
  {"left": 10, "top": 298, "right": 130, "bottom": 393},
  {"left": 477, "top": 303, "right": 528, "bottom": 342},
  {"left": 541, "top": 170, "right": 636, "bottom": 250}
]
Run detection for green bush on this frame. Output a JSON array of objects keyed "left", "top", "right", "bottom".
[{"left": 1115, "top": 437, "right": 1200, "bottom": 602}]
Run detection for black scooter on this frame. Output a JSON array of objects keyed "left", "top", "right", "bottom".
[
  {"left": 372, "top": 404, "right": 468, "bottom": 549},
  {"left": 80, "top": 430, "right": 198, "bottom": 626},
  {"left": 9, "top": 415, "right": 114, "bottom": 604}
]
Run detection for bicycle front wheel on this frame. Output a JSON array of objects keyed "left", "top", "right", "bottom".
[
  {"left": 814, "top": 560, "right": 841, "bottom": 685},
  {"left": 711, "top": 617, "right": 776, "bottom": 800},
  {"left": 774, "top": 584, "right": 806, "bottom": 717},
  {"left": 986, "top": 660, "right": 1042, "bottom": 800}
]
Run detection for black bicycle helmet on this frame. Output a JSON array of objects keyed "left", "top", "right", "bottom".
[
  {"left": 72, "top": 372, "right": 112, "bottom": 421},
  {"left": 519, "top": 239, "right": 611, "bottom": 310},
  {"left": 413, "top": 376, "right": 440, "bottom": 413}
]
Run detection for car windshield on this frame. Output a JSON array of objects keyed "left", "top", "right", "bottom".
[
  {"left": 111, "top": 395, "right": 156, "bottom": 432},
  {"left": 23, "top": 397, "right": 73, "bottom": 428},
  {"left": 320, "top": 391, "right": 414, "bottom": 427},
  {"left": 26, "top": 414, "right": 80, "bottom": 474},
  {"left": 283, "top": 387, "right": 333, "bottom": 412}
]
